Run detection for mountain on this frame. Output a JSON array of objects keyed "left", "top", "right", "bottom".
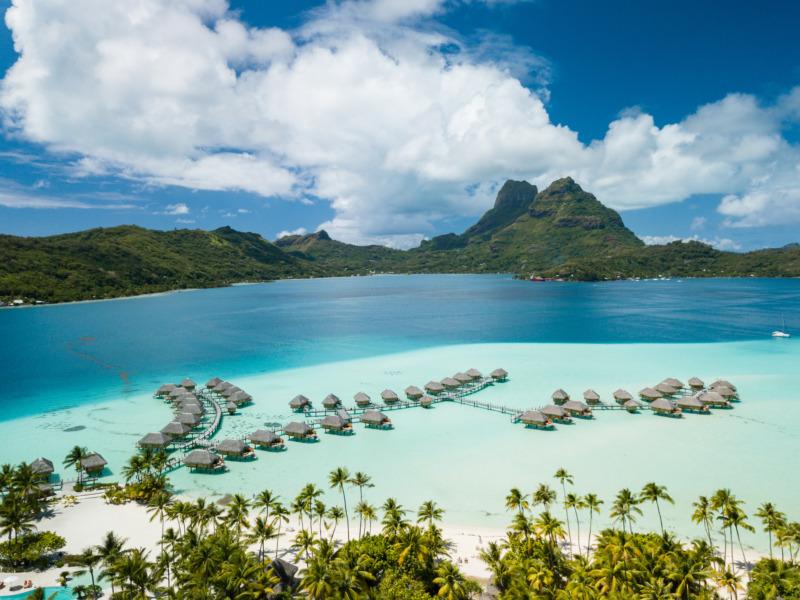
[
  {"left": 0, "top": 225, "right": 315, "bottom": 303},
  {"left": 274, "top": 230, "right": 405, "bottom": 274}
]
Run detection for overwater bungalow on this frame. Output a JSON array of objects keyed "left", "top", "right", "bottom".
[
  {"left": 542, "top": 404, "right": 572, "bottom": 424},
  {"left": 229, "top": 390, "right": 253, "bottom": 405},
  {"left": 361, "top": 409, "right": 392, "bottom": 429},
  {"left": 491, "top": 368, "right": 508, "bottom": 381},
  {"left": 354, "top": 392, "right": 372, "bottom": 407},
  {"left": 655, "top": 382, "right": 678, "bottom": 396},
  {"left": 713, "top": 386, "right": 738, "bottom": 400},
  {"left": 519, "top": 410, "right": 552, "bottom": 429},
  {"left": 663, "top": 378, "right": 685, "bottom": 389},
  {"left": 582, "top": 389, "right": 601, "bottom": 405},
  {"left": 441, "top": 377, "right": 460, "bottom": 390},
  {"left": 697, "top": 390, "right": 731, "bottom": 408},
  {"left": 216, "top": 439, "right": 256, "bottom": 460},
  {"left": 466, "top": 368, "right": 483, "bottom": 380},
  {"left": 169, "top": 387, "right": 189, "bottom": 400},
  {"left": 30, "top": 457, "right": 54, "bottom": 480},
  {"left": 676, "top": 395, "right": 710, "bottom": 414},
  {"left": 613, "top": 389, "right": 633, "bottom": 404},
  {"left": 226, "top": 401, "right": 237, "bottom": 415},
  {"left": 425, "top": 381, "right": 445, "bottom": 395},
  {"left": 337, "top": 408, "right": 352, "bottom": 423},
  {"left": 420, "top": 395, "right": 434, "bottom": 408},
  {"left": 563, "top": 400, "right": 593, "bottom": 418},
  {"left": 623, "top": 399, "right": 642, "bottom": 413},
  {"left": 205, "top": 377, "right": 223, "bottom": 389},
  {"left": 284, "top": 421, "right": 317, "bottom": 440},
  {"left": 405, "top": 386, "right": 423, "bottom": 401},
  {"left": 184, "top": 449, "right": 225, "bottom": 472},
  {"left": 650, "top": 398, "right": 681, "bottom": 417},
  {"left": 161, "top": 421, "right": 192, "bottom": 438},
  {"left": 454, "top": 372, "right": 472, "bottom": 385},
  {"left": 290, "top": 395, "right": 311, "bottom": 412},
  {"left": 213, "top": 381, "right": 233, "bottom": 393},
  {"left": 180, "top": 404, "right": 204, "bottom": 416},
  {"left": 710, "top": 379, "right": 737, "bottom": 392},
  {"left": 323, "top": 394, "right": 342, "bottom": 410},
  {"left": 381, "top": 389, "right": 399, "bottom": 404},
  {"left": 552, "top": 389, "right": 570, "bottom": 405},
  {"left": 155, "top": 384, "right": 176, "bottom": 397},
  {"left": 220, "top": 386, "right": 241, "bottom": 399},
  {"left": 639, "top": 387, "right": 663, "bottom": 401},
  {"left": 249, "top": 429, "right": 285, "bottom": 450},
  {"left": 688, "top": 377, "right": 705, "bottom": 390},
  {"left": 177, "top": 412, "right": 201, "bottom": 427},
  {"left": 137, "top": 432, "right": 173, "bottom": 449},
  {"left": 181, "top": 378, "right": 197, "bottom": 391},
  {"left": 321, "top": 415, "right": 353, "bottom": 434},
  {"left": 81, "top": 453, "right": 107, "bottom": 475}
]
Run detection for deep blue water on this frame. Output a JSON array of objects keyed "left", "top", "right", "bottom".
[{"left": 1, "top": 275, "right": 798, "bottom": 421}]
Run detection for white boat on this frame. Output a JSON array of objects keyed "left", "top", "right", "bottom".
[{"left": 772, "top": 315, "right": 790, "bottom": 338}]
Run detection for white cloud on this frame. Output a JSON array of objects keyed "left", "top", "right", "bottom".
[
  {"left": 0, "top": 190, "right": 134, "bottom": 210},
  {"left": 1, "top": 0, "right": 799, "bottom": 245},
  {"left": 276, "top": 227, "right": 308, "bottom": 238},
  {"left": 164, "top": 202, "right": 190, "bottom": 215},
  {"left": 641, "top": 234, "right": 741, "bottom": 251},
  {"left": 690, "top": 216, "right": 706, "bottom": 231}
]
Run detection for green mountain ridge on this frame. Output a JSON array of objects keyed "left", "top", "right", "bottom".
[{"left": 1, "top": 177, "right": 798, "bottom": 303}]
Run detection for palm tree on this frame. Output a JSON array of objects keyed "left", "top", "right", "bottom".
[
  {"left": 610, "top": 488, "right": 642, "bottom": 534},
  {"left": 691, "top": 496, "right": 714, "bottom": 548},
  {"left": 253, "top": 488, "right": 278, "bottom": 523},
  {"left": 301, "top": 555, "right": 334, "bottom": 599},
  {"left": 147, "top": 490, "right": 172, "bottom": 541},
  {"left": 293, "top": 529, "right": 316, "bottom": 562},
  {"left": 554, "top": 468, "right": 574, "bottom": 549},
  {"left": 248, "top": 516, "right": 277, "bottom": 563},
  {"left": 583, "top": 492, "right": 603, "bottom": 559},
  {"left": 417, "top": 500, "right": 444, "bottom": 529},
  {"left": 640, "top": 482, "right": 674, "bottom": 536},
  {"left": 433, "top": 561, "right": 469, "bottom": 600},
  {"left": 533, "top": 510, "right": 566, "bottom": 547},
  {"left": 0, "top": 495, "right": 35, "bottom": 540},
  {"left": 225, "top": 493, "right": 251, "bottom": 538},
  {"left": 328, "top": 467, "right": 351, "bottom": 541},
  {"left": 63, "top": 445, "right": 89, "bottom": 484},
  {"left": 755, "top": 502, "right": 786, "bottom": 560},
  {"left": 313, "top": 499, "right": 327, "bottom": 538},
  {"left": 74, "top": 547, "right": 102, "bottom": 599},
  {"left": 326, "top": 506, "right": 344, "bottom": 541},
  {"left": 714, "top": 568, "right": 743, "bottom": 600},
  {"left": 532, "top": 483, "right": 557, "bottom": 511},
  {"left": 271, "top": 501, "right": 290, "bottom": 559},
  {"left": 505, "top": 487, "right": 529, "bottom": 516},
  {"left": 565, "top": 493, "right": 585, "bottom": 557},
  {"left": 95, "top": 530, "right": 126, "bottom": 596}
]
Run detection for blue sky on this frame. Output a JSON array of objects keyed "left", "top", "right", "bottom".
[{"left": 1, "top": 0, "right": 799, "bottom": 250}]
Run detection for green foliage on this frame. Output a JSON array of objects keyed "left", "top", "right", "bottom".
[
  {"left": 747, "top": 558, "right": 800, "bottom": 599},
  {"left": 374, "top": 571, "right": 434, "bottom": 599},
  {"left": 0, "top": 530, "right": 66, "bottom": 568}
]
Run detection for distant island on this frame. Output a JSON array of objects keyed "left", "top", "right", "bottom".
[{"left": 2, "top": 177, "right": 799, "bottom": 304}]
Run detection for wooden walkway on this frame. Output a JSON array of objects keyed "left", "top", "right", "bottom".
[{"left": 172, "top": 390, "right": 223, "bottom": 451}]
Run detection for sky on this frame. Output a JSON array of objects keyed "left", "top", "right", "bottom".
[{"left": 0, "top": 0, "right": 799, "bottom": 251}]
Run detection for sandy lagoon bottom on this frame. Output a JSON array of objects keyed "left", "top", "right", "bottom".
[{"left": 2, "top": 339, "right": 798, "bottom": 555}]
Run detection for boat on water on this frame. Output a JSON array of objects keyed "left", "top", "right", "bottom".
[{"left": 772, "top": 315, "right": 790, "bottom": 338}]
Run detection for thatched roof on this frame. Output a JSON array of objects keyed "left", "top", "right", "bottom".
[
  {"left": 220, "top": 386, "right": 241, "bottom": 398},
  {"left": 216, "top": 439, "right": 248, "bottom": 455},
  {"left": 420, "top": 395, "right": 433, "bottom": 407},
  {"left": 81, "top": 453, "right": 107, "bottom": 471},
  {"left": 354, "top": 392, "right": 372, "bottom": 405},
  {"left": 156, "top": 384, "right": 176, "bottom": 396},
  {"left": 161, "top": 421, "right": 191, "bottom": 436},
  {"left": 466, "top": 368, "right": 482, "bottom": 379},
  {"left": 290, "top": 395, "right": 311, "bottom": 409},
  {"left": 613, "top": 389, "right": 633, "bottom": 401},
  {"left": 453, "top": 372, "right": 472, "bottom": 384},
  {"left": 270, "top": 557, "right": 299, "bottom": 582},
  {"left": 321, "top": 415, "right": 348, "bottom": 429},
  {"left": 677, "top": 396, "right": 706, "bottom": 411},
  {"left": 697, "top": 391, "right": 727, "bottom": 406},
  {"left": 688, "top": 377, "right": 704, "bottom": 388},
  {"left": 710, "top": 379, "right": 737, "bottom": 391},
  {"left": 284, "top": 421, "right": 313, "bottom": 436},
  {"left": 229, "top": 390, "right": 252, "bottom": 404},
  {"left": 184, "top": 449, "right": 222, "bottom": 468},
  {"left": 425, "top": 381, "right": 445, "bottom": 393},
  {"left": 713, "top": 386, "right": 737, "bottom": 398},
  {"left": 520, "top": 410, "right": 548, "bottom": 425},
  {"left": 361, "top": 410, "right": 389, "bottom": 425},
  {"left": 404, "top": 386, "right": 423, "bottom": 399},
  {"left": 250, "top": 430, "right": 281, "bottom": 445},
  {"left": 177, "top": 412, "right": 201, "bottom": 426},
  {"left": 491, "top": 368, "right": 508, "bottom": 379},
  {"left": 655, "top": 382, "right": 677, "bottom": 395},
  {"left": 169, "top": 387, "right": 187, "bottom": 399},
  {"left": 323, "top": 394, "right": 341, "bottom": 409},
  {"left": 181, "top": 378, "right": 196, "bottom": 390},
  {"left": 552, "top": 389, "right": 569, "bottom": 402},
  {"left": 651, "top": 398, "right": 678, "bottom": 413},
  {"left": 337, "top": 408, "right": 352, "bottom": 423},
  {"left": 441, "top": 377, "right": 460, "bottom": 389},
  {"left": 563, "top": 400, "right": 591, "bottom": 413},
  {"left": 381, "top": 389, "right": 399, "bottom": 402},
  {"left": 205, "top": 377, "right": 223, "bottom": 388},
  {"left": 226, "top": 401, "right": 237, "bottom": 413},
  {"left": 181, "top": 404, "right": 204, "bottom": 416},
  {"left": 623, "top": 399, "right": 642, "bottom": 411},
  {"left": 582, "top": 389, "right": 600, "bottom": 402},
  {"left": 663, "top": 378, "right": 685, "bottom": 389},
  {"left": 138, "top": 432, "right": 172, "bottom": 448},
  {"left": 639, "top": 387, "right": 663, "bottom": 400},
  {"left": 214, "top": 380, "right": 232, "bottom": 390},
  {"left": 30, "top": 457, "right": 54, "bottom": 475},
  {"left": 542, "top": 404, "right": 568, "bottom": 418}
]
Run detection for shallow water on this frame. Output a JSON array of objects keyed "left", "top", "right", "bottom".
[{"left": 1, "top": 276, "right": 798, "bottom": 552}]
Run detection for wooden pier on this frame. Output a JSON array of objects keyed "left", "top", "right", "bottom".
[{"left": 172, "top": 390, "right": 223, "bottom": 451}]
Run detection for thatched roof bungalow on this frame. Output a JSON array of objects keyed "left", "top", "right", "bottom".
[
  {"left": 381, "top": 389, "right": 399, "bottom": 404},
  {"left": 713, "top": 386, "right": 738, "bottom": 400},
  {"left": 663, "top": 378, "right": 685, "bottom": 389},
  {"left": 180, "top": 404, "right": 204, "bottom": 416},
  {"left": 155, "top": 384, "right": 176, "bottom": 397},
  {"left": 220, "top": 386, "right": 241, "bottom": 399},
  {"left": 613, "top": 389, "right": 633, "bottom": 404},
  {"left": 582, "top": 389, "right": 601, "bottom": 405},
  {"left": 322, "top": 394, "right": 341, "bottom": 410},
  {"left": 466, "top": 368, "right": 482, "bottom": 380},
  {"left": 688, "top": 377, "right": 705, "bottom": 390},
  {"left": 655, "top": 382, "right": 678, "bottom": 396},
  {"left": 639, "top": 387, "right": 663, "bottom": 401},
  {"left": 710, "top": 379, "right": 737, "bottom": 392},
  {"left": 697, "top": 390, "right": 731, "bottom": 408},
  {"left": 405, "top": 386, "right": 423, "bottom": 400},
  {"left": 180, "top": 378, "right": 196, "bottom": 391},
  {"left": 651, "top": 398, "right": 681, "bottom": 417},
  {"left": 337, "top": 408, "right": 352, "bottom": 424},
  {"left": 354, "top": 392, "right": 372, "bottom": 407},
  {"left": 623, "top": 399, "right": 642, "bottom": 413},
  {"left": 249, "top": 429, "right": 284, "bottom": 450},
  {"left": 30, "top": 457, "right": 54, "bottom": 479},
  {"left": 542, "top": 404, "right": 572, "bottom": 423},
  {"left": 361, "top": 410, "right": 391, "bottom": 429},
  {"left": 424, "top": 381, "right": 445, "bottom": 395},
  {"left": 420, "top": 395, "right": 433, "bottom": 408},
  {"left": 177, "top": 412, "right": 201, "bottom": 427},
  {"left": 441, "top": 377, "right": 460, "bottom": 389},
  {"left": 161, "top": 421, "right": 192, "bottom": 438},
  {"left": 676, "top": 395, "right": 709, "bottom": 414},
  {"left": 205, "top": 377, "right": 222, "bottom": 389},
  {"left": 184, "top": 449, "right": 224, "bottom": 471},
  {"left": 216, "top": 439, "right": 255, "bottom": 459},
  {"left": 552, "top": 389, "right": 570, "bottom": 405},
  {"left": 563, "top": 400, "right": 593, "bottom": 418},
  {"left": 81, "top": 453, "right": 107, "bottom": 474},
  {"left": 226, "top": 401, "right": 237, "bottom": 415},
  {"left": 284, "top": 421, "right": 317, "bottom": 440},
  {"left": 137, "top": 432, "right": 173, "bottom": 449},
  {"left": 321, "top": 415, "right": 352, "bottom": 433},
  {"left": 490, "top": 368, "right": 508, "bottom": 381},
  {"left": 290, "top": 395, "right": 311, "bottom": 411},
  {"left": 213, "top": 381, "right": 233, "bottom": 393},
  {"left": 228, "top": 390, "right": 253, "bottom": 405},
  {"left": 454, "top": 372, "right": 472, "bottom": 384},
  {"left": 519, "top": 410, "right": 551, "bottom": 429}
]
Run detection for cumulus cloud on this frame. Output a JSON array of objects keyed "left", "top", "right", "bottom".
[
  {"left": 1, "top": 0, "right": 799, "bottom": 245},
  {"left": 690, "top": 216, "right": 706, "bottom": 231},
  {"left": 0, "top": 190, "right": 135, "bottom": 210},
  {"left": 276, "top": 227, "right": 308, "bottom": 239},
  {"left": 641, "top": 234, "right": 741, "bottom": 252},
  {"left": 164, "top": 202, "right": 190, "bottom": 215}
]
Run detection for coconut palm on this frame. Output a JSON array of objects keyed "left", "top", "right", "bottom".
[
  {"left": 271, "top": 501, "right": 290, "bottom": 559},
  {"left": 417, "top": 500, "right": 444, "bottom": 529},
  {"left": 74, "top": 547, "right": 102, "bottom": 599},
  {"left": 691, "top": 495, "right": 714, "bottom": 548},
  {"left": 583, "top": 492, "right": 603, "bottom": 559},
  {"left": 610, "top": 488, "right": 642, "bottom": 534},
  {"left": 433, "top": 561, "right": 469, "bottom": 600},
  {"left": 63, "top": 445, "right": 89, "bottom": 484},
  {"left": 0, "top": 495, "right": 35, "bottom": 540},
  {"left": 253, "top": 488, "right": 278, "bottom": 522},
  {"left": 325, "top": 505, "right": 344, "bottom": 541},
  {"left": 356, "top": 502, "right": 376, "bottom": 536},
  {"left": 248, "top": 516, "right": 277, "bottom": 563},
  {"left": 293, "top": 529, "right": 316, "bottom": 562},
  {"left": 714, "top": 568, "right": 743, "bottom": 600},
  {"left": 505, "top": 487, "right": 529, "bottom": 516},
  {"left": 554, "top": 468, "right": 574, "bottom": 549},
  {"left": 328, "top": 467, "right": 351, "bottom": 541},
  {"left": 532, "top": 483, "right": 557, "bottom": 511},
  {"left": 640, "top": 482, "right": 674, "bottom": 536},
  {"left": 565, "top": 493, "right": 585, "bottom": 557},
  {"left": 755, "top": 502, "right": 786, "bottom": 560}
]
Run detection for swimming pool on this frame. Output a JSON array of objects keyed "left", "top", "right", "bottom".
[{"left": 3, "top": 587, "right": 73, "bottom": 600}]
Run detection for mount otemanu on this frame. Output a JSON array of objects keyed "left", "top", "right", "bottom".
[{"left": 2, "top": 177, "right": 800, "bottom": 303}]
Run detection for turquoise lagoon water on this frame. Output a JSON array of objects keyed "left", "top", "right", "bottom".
[
  {"left": 1, "top": 275, "right": 799, "bottom": 550},
  {"left": 3, "top": 589, "right": 73, "bottom": 600}
]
